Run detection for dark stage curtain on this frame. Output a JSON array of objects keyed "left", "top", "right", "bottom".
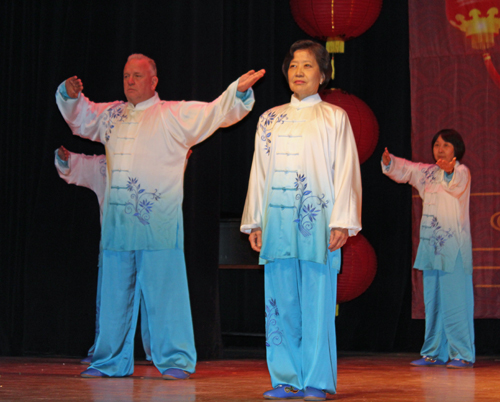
[
  {"left": 1, "top": 0, "right": 232, "bottom": 358},
  {"left": 2, "top": 0, "right": 499, "bottom": 359}
]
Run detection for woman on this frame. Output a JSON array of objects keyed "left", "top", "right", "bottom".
[
  {"left": 382, "top": 130, "right": 475, "bottom": 368},
  {"left": 241, "top": 40, "right": 362, "bottom": 400}
]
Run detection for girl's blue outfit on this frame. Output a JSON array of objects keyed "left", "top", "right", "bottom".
[
  {"left": 383, "top": 155, "right": 475, "bottom": 363},
  {"left": 242, "top": 94, "right": 363, "bottom": 394}
]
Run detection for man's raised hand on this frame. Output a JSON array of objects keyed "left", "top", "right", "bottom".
[
  {"left": 237, "top": 69, "right": 266, "bottom": 93},
  {"left": 65, "top": 76, "right": 84, "bottom": 99}
]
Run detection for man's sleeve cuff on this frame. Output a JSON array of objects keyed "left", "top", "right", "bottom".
[
  {"left": 236, "top": 89, "right": 251, "bottom": 102},
  {"left": 381, "top": 158, "right": 392, "bottom": 172},
  {"left": 55, "top": 150, "right": 69, "bottom": 169},
  {"left": 58, "top": 81, "right": 72, "bottom": 100}
]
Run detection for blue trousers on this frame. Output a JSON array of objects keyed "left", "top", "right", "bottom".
[
  {"left": 421, "top": 255, "right": 475, "bottom": 363},
  {"left": 89, "top": 249, "right": 197, "bottom": 376},
  {"left": 87, "top": 249, "right": 151, "bottom": 360},
  {"left": 264, "top": 253, "right": 338, "bottom": 394}
]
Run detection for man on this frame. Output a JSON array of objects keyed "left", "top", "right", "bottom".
[
  {"left": 56, "top": 53, "right": 264, "bottom": 378},
  {"left": 54, "top": 146, "right": 152, "bottom": 365}
]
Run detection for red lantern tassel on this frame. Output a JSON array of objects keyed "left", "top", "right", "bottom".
[
  {"left": 326, "top": 36, "right": 345, "bottom": 80},
  {"left": 483, "top": 52, "right": 500, "bottom": 89}
]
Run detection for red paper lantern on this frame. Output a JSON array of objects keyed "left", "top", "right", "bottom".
[
  {"left": 337, "top": 233, "right": 377, "bottom": 303},
  {"left": 290, "top": 0, "right": 383, "bottom": 53},
  {"left": 446, "top": 0, "right": 500, "bottom": 50},
  {"left": 320, "top": 88, "right": 379, "bottom": 164}
]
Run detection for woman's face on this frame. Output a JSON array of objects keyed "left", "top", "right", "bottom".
[
  {"left": 433, "top": 135, "right": 455, "bottom": 162},
  {"left": 288, "top": 49, "right": 324, "bottom": 101}
]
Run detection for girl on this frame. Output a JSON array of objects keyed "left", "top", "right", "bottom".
[
  {"left": 241, "top": 40, "right": 362, "bottom": 400},
  {"left": 382, "top": 129, "right": 475, "bottom": 369}
]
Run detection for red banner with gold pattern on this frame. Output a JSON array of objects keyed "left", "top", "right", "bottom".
[{"left": 409, "top": 0, "right": 500, "bottom": 318}]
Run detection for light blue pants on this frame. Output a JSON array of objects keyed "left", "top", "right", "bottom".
[
  {"left": 264, "top": 254, "right": 338, "bottom": 394},
  {"left": 87, "top": 249, "right": 151, "bottom": 360},
  {"left": 89, "top": 249, "right": 197, "bottom": 377},
  {"left": 421, "top": 255, "right": 475, "bottom": 363}
]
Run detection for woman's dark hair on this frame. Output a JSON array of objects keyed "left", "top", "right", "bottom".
[
  {"left": 431, "top": 129, "right": 466, "bottom": 161},
  {"left": 282, "top": 40, "right": 332, "bottom": 92}
]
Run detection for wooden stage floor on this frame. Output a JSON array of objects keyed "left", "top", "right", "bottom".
[{"left": 0, "top": 353, "right": 499, "bottom": 401}]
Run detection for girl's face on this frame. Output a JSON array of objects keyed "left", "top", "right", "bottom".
[
  {"left": 433, "top": 135, "right": 455, "bottom": 162},
  {"left": 288, "top": 49, "right": 324, "bottom": 101}
]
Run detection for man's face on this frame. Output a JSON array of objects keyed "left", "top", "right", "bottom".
[{"left": 123, "top": 59, "right": 158, "bottom": 106}]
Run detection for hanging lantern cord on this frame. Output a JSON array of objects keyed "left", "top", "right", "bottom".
[
  {"left": 326, "top": 37, "right": 345, "bottom": 80},
  {"left": 331, "top": 54, "right": 335, "bottom": 80}
]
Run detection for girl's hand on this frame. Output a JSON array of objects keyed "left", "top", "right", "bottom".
[
  {"left": 249, "top": 228, "right": 262, "bottom": 252},
  {"left": 436, "top": 157, "right": 456, "bottom": 174},
  {"left": 329, "top": 228, "right": 348, "bottom": 251}
]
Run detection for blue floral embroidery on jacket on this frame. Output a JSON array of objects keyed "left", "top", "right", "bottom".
[
  {"left": 265, "top": 299, "right": 283, "bottom": 347},
  {"left": 99, "top": 158, "right": 107, "bottom": 177},
  {"left": 293, "top": 174, "right": 329, "bottom": 237},
  {"left": 124, "top": 177, "right": 161, "bottom": 225},
  {"left": 421, "top": 215, "right": 454, "bottom": 255},
  {"left": 102, "top": 103, "right": 127, "bottom": 142},
  {"left": 263, "top": 111, "right": 277, "bottom": 126},
  {"left": 420, "top": 165, "right": 440, "bottom": 185},
  {"left": 276, "top": 113, "right": 288, "bottom": 124},
  {"left": 259, "top": 110, "right": 288, "bottom": 155},
  {"left": 260, "top": 126, "right": 272, "bottom": 155}
]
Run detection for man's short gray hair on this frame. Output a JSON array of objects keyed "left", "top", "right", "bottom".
[{"left": 127, "top": 53, "right": 157, "bottom": 76}]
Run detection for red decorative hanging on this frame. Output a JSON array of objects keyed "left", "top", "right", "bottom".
[
  {"left": 289, "top": 0, "right": 383, "bottom": 77},
  {"left": 483, "top": 52, "right": 500, "bottom": 89},
  {"left": 337, "top": 233, "right": 377, "bottom": 303},
  {"left": 320, "top": 88, "right": 379, "bottom": 164},
  {"left": 446, "top": 0, "right": 500, "bottom": 50}
]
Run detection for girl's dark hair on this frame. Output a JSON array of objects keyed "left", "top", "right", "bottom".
[
  {"left": 431, "top": 129, "right": 466, "bottom": 161},
  {"left": 282, "top": 40, "right": 332, "bottom": 92}
]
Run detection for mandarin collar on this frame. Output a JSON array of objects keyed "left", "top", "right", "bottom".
[
  {"left": 437, "top": 160, "right": 460, "bottom": 179},
  {"left": 290, "top": 93, "right": 322, "bottom": 109},
  {"left": 127, "top": 92, "right": 160, "bottom": 111}
]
